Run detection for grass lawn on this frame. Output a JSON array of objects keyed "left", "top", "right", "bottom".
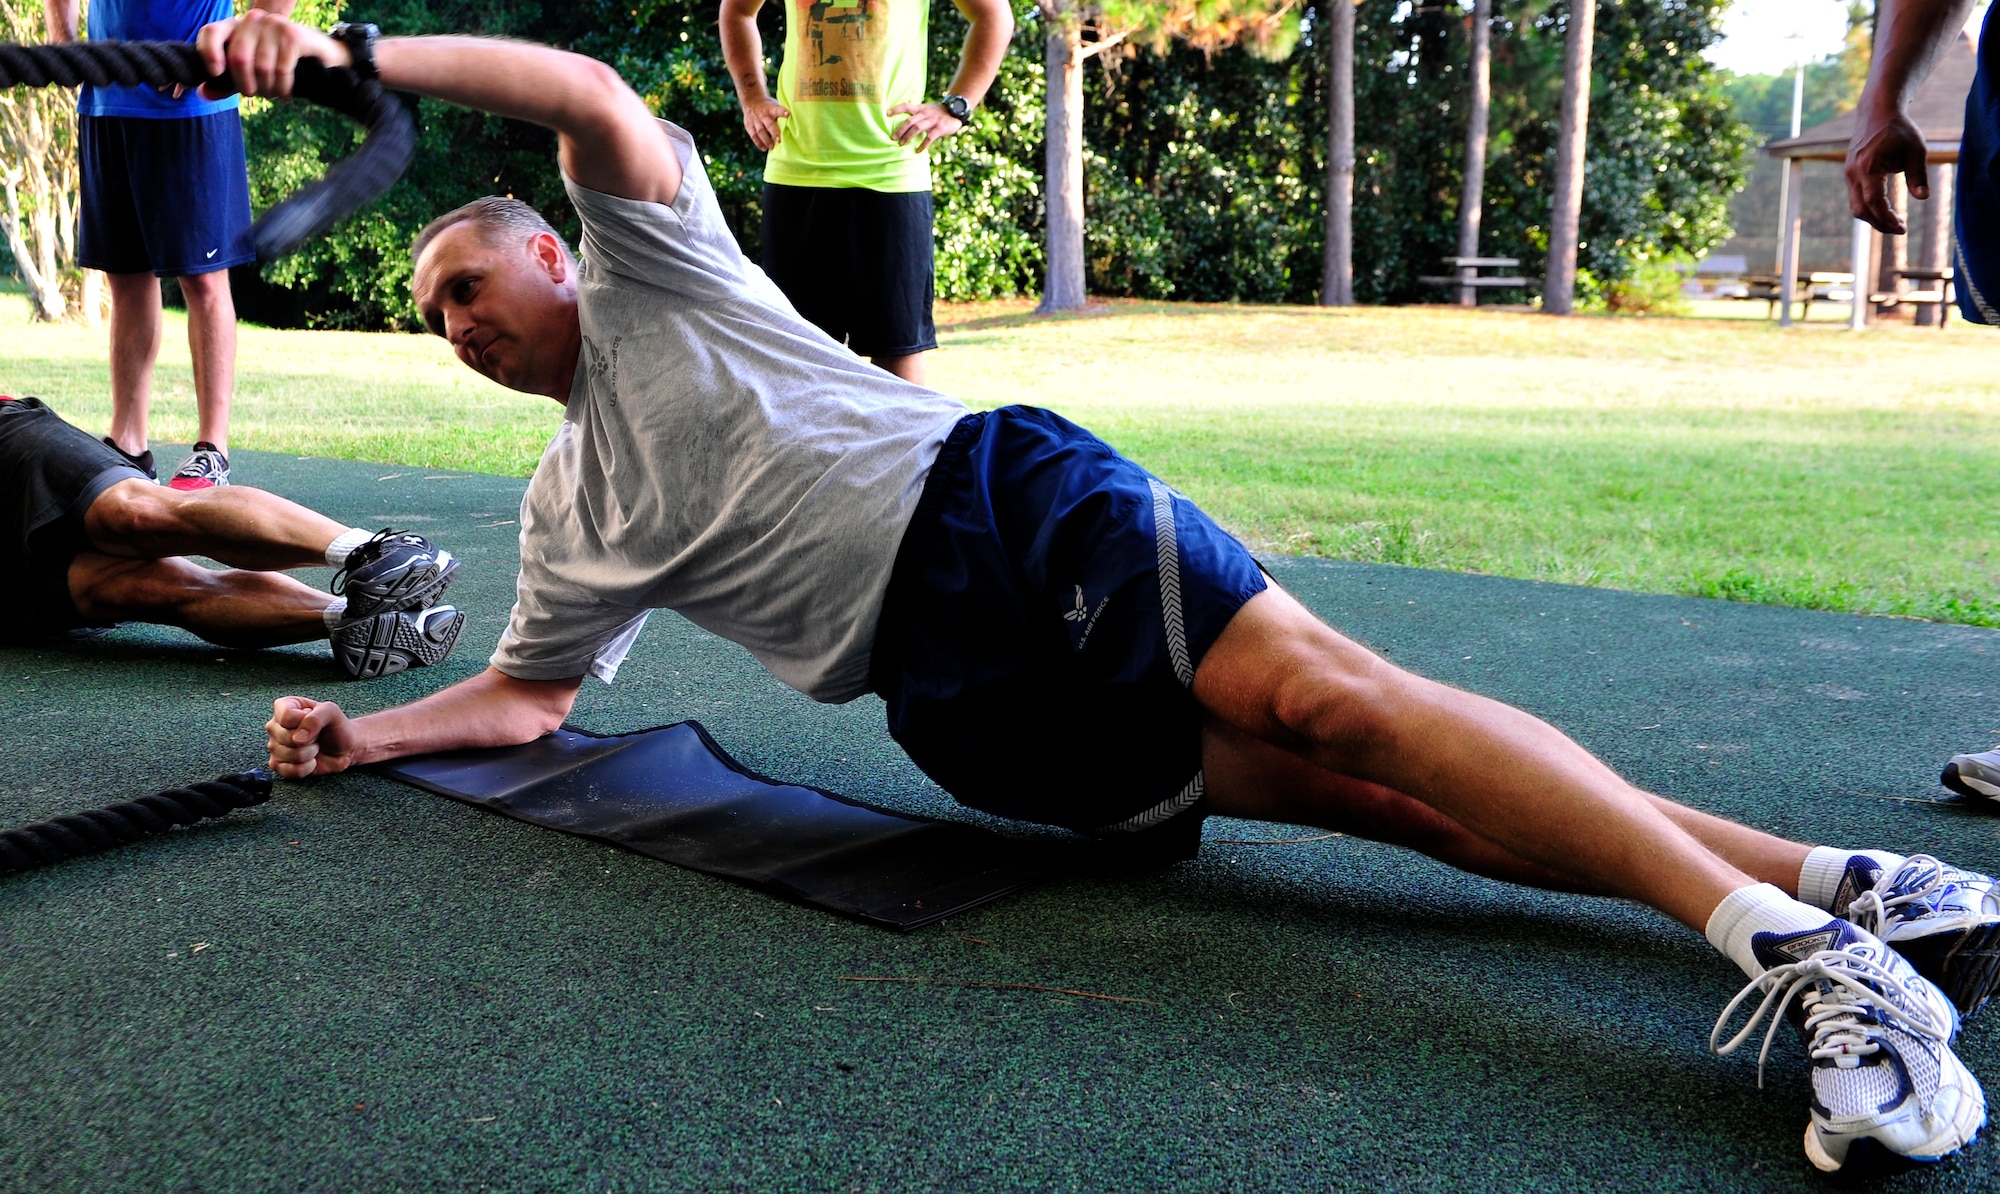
[{"left": 3, "top": 289, "right": 1997, "bottom": 627}]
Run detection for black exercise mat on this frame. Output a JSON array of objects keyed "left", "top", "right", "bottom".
[{"left": 371, "top": 721, "right": 1053, "bottom": 930}]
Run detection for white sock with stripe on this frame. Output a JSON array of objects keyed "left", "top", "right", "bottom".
[{"left": 1706, "top": 882, "right": 1840, "bottom": 980}]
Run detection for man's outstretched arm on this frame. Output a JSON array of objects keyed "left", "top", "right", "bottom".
[
  {"left": 196, "top": 12, "right": 681, "bottom": 206},
  {"left": 266, "top": 667, "right": 584, "bottom": 778},
  {"left": 1847, "top": 0, "right": 1979, "bottom": 231}
]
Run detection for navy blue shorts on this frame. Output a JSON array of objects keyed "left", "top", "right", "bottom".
[
  {"left": 1958, "top": 1, "right": 2000, "bottom": 322},
  {"left": 761, "top": 183, "right": 937, "bottom": 358},
  {"left": 78, "top": 112, "right": 253, "bottom": 277},
  {"left": 870, "top": 406, "right": 1268, "bottom": 853}
]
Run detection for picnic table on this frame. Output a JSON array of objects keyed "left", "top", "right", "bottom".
[
  {"left": 1743, "top": 271, "right": 1854, "bottom": 321},
  {"left": 1871, "top": 266, "right": 1956, "bottom": 327},
  {"left": 1419, "top": 256, "right": 1530, "bottom": 305}
]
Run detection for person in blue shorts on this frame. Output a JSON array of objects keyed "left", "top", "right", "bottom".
[
  {"left": 45, "top": 0, "right": 297, "bottom": 490},
  {"left": 215, "top": 15, "right": 2000, "bottom": 1172}
]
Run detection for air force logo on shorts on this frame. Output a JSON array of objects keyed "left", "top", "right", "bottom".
[{"left": 1064, "top": 583, "right": 1109, "bottom": 650}]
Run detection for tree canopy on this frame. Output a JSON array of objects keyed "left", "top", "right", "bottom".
[{"left": 211, "top": 0, "right": 1750, "bottom": 327}]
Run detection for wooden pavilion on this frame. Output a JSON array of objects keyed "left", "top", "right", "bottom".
[{"left": 1764, "top": 30, "right": 1978, "bottom": 328}]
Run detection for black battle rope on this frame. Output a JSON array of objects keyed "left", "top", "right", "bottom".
[
  {"left": 0, "top": 770, "right": 273, "bottom": 877},
  {"left": 0, "top": 41, "right": 415, "bottom": 260}
]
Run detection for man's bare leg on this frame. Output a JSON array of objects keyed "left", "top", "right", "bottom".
[
  {"left": 1204, "top": 720, "right": 1816, "bottom": 900},
  {"left": 178, "top": 269, "right": 236, "bottom": 454},
  {"left": 1192, "top": 583, "right": 1991, "bottom": 1172},
  {"left": 872, "top": 351, "right": 925, "bottom": 385},
  {"left": 84, "top": 478, "right": 345, "bottom": 570},
  {"left": 69, "top": 553, "right": 330, "bottom": 648},
  {"left": 1192, "top": 585, "right": 1754, "bottom": 931},
  {"left": 104, "top": 272, "right": 164, "bottom": 457}
]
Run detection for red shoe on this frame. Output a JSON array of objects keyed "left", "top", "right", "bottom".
[{"left": 166, "top": 442, "right": 230, "bottom": 490}]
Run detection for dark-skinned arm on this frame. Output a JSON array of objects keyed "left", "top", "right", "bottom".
[{"left": 1846, "top": 0, "right": 1978, "bottom": 231}]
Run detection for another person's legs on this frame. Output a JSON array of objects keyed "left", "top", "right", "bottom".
[
  {"left": 103, "top": 271, "right": 164, "bottom": 466},
  {"left": 78, "top": 479, "right": 467, "bottom": 674},
  {"left": 177, "top": 267, "right": 236, "bottom": 459},
  {"left": 98, "top": 109, "right": 255, "bottom": 489},
  {"left": 761, "top": 183, "right": 936, "bottom": 384},
  {"left": 67, "top": 552, "right": 332, "bottom": 649},
  {"left": 79, "top": 114, "right": 161, "bottom": 478}
]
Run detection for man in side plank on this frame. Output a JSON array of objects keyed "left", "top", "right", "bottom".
[{"left": 208, "top": 13, "right": 1996, "bottom": 1172}]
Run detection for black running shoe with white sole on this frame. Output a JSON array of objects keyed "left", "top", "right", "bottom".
[
  {"left": 1943, "top": 750, "right": 2000, "bottom": 800},
  {"left": 331, "top": 529, "right": 459, "bottom": 623},
  {"left": 1714, "top": 919, "right": 1985, "bottom": 1173},
  {"left": 332, "top": 605, "right": 465, "bottom": 681},
  {"left": 1842, "top": 854, "right": 2000, "bottom": 1020}
]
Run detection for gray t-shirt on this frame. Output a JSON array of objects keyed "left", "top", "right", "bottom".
[{"left": 489, "top": 121, "right": 967, "bottom": 702}]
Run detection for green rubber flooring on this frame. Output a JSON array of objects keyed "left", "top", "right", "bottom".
[{"left": 5, "top": 449, "right": 2000, "bottom": 1192}]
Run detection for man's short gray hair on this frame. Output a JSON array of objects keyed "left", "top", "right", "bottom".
[{"left": 411, "top": 196, "right": 572, "bottom": 267}]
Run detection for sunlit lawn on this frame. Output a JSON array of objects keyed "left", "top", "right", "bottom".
[{"left": 4, "top": 289, "right": 1997, "bottom": 626}]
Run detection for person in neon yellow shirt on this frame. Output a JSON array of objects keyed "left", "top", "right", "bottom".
[{"left": 721, "top": 0, "right": 1013, "bottom": 385}]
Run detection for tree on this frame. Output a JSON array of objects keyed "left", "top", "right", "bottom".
[
  {"left": 1036, "top": 0, "right": 1300, "bottom": 312},
  {"left": 1541, "top": 0, "right": 1593, "bottom": 315},
  {"left": 0, "top": 0, "right": 78, "bottom": 322},
  {"left": 1452, "top": 0, "right": 1490, "bottom": 307},
  {"left": 1318, "top": 0, "right": 1352, "bottom": 306}
]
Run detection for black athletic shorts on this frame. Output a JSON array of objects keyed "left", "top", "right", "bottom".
[
  {"left": 0, "top": 396, "right": 147, "bottom": 644},
  {"left": 761, "top": 183, "right": 937, "bottom": 359}
]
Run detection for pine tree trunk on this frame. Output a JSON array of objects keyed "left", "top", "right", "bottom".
[
  {"left": 1454, "top": 0, "right": 1491, "bottom": 307},
  {"left": 1542, "top": 0, "right": 1594, "bottom": 316},
  {"left": 1039, "top": 15, "right": 1088, "bottom": 313},
  {"left": 1319, "top": 0, "right": 1355, "bottom": 306}
]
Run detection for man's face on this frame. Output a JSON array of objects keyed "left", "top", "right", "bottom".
[{"left": 413, "top": 222, "right": 579, "bottom": 398}]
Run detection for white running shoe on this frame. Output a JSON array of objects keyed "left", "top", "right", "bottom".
[
  {"left": 1943, "top": 750, "right": 2000, "bottom": 800},
  {"left": 1843, "top": 855, "right": 2000, "bottom": 1020},
  {"left": 1712, "top": 919, "right": 1986, "bottom": 1173}
]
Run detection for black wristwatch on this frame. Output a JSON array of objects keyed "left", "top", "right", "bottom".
[
  {"left": 328, "top": 22, "right": 381, "bottom": 80},
  {"left": 940, "top": 93, "right": 972, "bottom": 122}
]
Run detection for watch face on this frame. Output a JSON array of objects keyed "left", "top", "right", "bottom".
[{"left": 944, "top": 96, "right": 971, "bottom": 121}]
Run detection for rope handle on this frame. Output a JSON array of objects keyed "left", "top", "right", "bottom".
[
  {"left": 0, "top": 770, "right": 274, "bottom": 877},
  {"left": 0, "top": 41, "right": 415, "bottom": 261}
]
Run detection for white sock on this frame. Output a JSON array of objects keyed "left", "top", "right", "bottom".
[
  {"left": 1797, "top": 846, "right": 1905, "bottom": 914},
  {"left": 1706, "top": 883, "right": 1841, "bottom": 980},
  {"left": 325, "top": 528, "right": 373, "bottom": 568},
  {"left": 322, "top": 599, "right": 348, "bottom": 632}
]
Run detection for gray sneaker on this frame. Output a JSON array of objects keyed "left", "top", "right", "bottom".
[
  {"left": 1943, "top": 750, "right": 2000, "bottom": 800},
  {"left": 332, "top": 605, "right": 464, "bottom": 681},
  {"left": 330, "top": 528, "right": 460, "bottom": 624}
]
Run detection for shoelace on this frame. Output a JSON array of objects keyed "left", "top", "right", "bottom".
[
  {"left": 1711, "top": 946, "right": 1951, "bottom": 1087},
  {"left": 329, "top": 528, "right": 398, "bottom": 597},
  {"left": 1846, "top": 854, "right": 1953, "bottom": 938}
]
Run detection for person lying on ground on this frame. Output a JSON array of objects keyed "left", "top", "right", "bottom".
[
  {"left": 0, "top": 393, "right": 464, "bottom": 679},
  {"left": 208, "top": 14, "right": 1999, "bottom": 1173}
]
